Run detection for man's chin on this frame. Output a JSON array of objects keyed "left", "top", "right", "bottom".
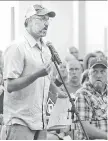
[
  {"left": 41, "top": 31, "right": 47, "bottom": 36},
  {"left": 94, "top": 84, "right": 102, "bottom": 90}
]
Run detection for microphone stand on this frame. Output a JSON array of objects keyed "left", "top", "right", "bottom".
[{"left": 51, "top": 55, "right": 89, "bottom": 140}]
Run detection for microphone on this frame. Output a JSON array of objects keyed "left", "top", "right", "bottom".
[{"left": 46, "top": 41, "right": 62, "bottom": 65}]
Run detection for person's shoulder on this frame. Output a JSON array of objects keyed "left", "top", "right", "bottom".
[
  {"left": 75, "top": 83, "right": 92, "bottom": 98},
  {"left": 10, "top": 36, "right": 26, "bottom": 49},
  {"left": 4, "top": 36, "right": 26, "bottom": 55}
]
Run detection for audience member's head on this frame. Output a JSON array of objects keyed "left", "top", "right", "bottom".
[
  {"left": 65, "top": 53, "right": 76, "bottom": 63},
  {"left": 88, "top": 57, "right": 107, "bottom": 93},
  {"left": 51, "top": 64, "right": 58, "bottom": 82},
  {"left": 67, "top": 59, "right": 82, "bottom": 85},
  {"left": 80, "top": 69, "right": 89, "bottom": 85},
  {"left": 57, "top": 61, "right": 68, "bottom": 82},
  {"left": 68, "top": 46, "right": 79, "bottom": 60},
  {"left": 83, "top": 53, "right": 96, "bottom": 70},
  {"left": 95, "top": 50, "right": 106, "bottom": 58}
]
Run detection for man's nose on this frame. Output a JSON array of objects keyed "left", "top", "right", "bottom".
[
  {"left": 73, "top": 69, "right": 76, "bottom": 74},
  {"left": 44, "top": 20, "right": 49, "bottom": 26},
  {"left": 96, "top": 71, "right": 102, "bottom": 78}
]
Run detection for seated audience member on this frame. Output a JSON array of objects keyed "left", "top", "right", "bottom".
[
  {"left": 65, "top": 53, "right": 75, "bottom": 63},
  {"left": 80, "top": 69, "right": 89, "bottom": 85},
  {"left": 54, "top": 61, "right": 68, "bottom": 87},
  {"left": 65, "top": 59, "right": 82, "bottom": 94},
  {"left": 75, "top": 57, "right": 107, "bottom": 140},
  {"left": 83, "top": 53, "right": 96, "bottom": 70},
  {"left": 67, "top": 46, "right": 83, "bottom": 66},
  {"left": 51, "top": 64, "right": 58, "bottom": 83},
  {"left": 68, "top": 46, "right": 79, "bottom": 60},
  {"left": 95, "top": 50, "right": 106, "bottom": 59},
  {"left": 66, "top": 46, "right": 84, "bottom": 71},
  {"left": 47, "top": 59, "right": 83, "bottom": 140},
  {"left": 65, "top": 52, "right": 84, "bottom": 72}
]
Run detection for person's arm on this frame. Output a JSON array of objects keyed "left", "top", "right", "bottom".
[
  {"left": 82, "top": 121, "right": 107, "bottom": 140},
  {"left": 49, "top": 82, "right": 68, "bottom": 98},
  {"left": 54, "top": 79, "right": 62, "bottom": 87},
  {"left": 7, "top": 62, "right": 52, "bottom": 93},
  {"left": 4, "top": 44, "right": 53, "bottom": 93}
]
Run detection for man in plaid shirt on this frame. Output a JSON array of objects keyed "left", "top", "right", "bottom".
[{"left": 74, "top": 57, "right": 107, "bottom": 140}]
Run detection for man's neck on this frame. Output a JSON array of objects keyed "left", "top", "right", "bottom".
[
  {"left": 32, "top": 35, "right": 41, "bottom": 42},
  {"left": 69, "top": 80, "right": 80, "bottom": 87},
  {"left": 95, "top": 85, "right": 106, "bottom": 94},
  {"left": 58, "top": 77, "right": 68, "bottom": 83}
]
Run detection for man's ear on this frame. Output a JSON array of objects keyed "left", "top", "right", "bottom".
[{"left": 88, "top": 69, "right": 91, "bottom": 79}]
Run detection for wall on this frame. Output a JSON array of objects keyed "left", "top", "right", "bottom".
[{"left": 17, "top": 1, "right": 76, "bottom": 60}]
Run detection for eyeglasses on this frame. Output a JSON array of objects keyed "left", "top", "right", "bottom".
[
  {"left": 69, "top": 68, "right": 80, "bottom": 72},
  {"left": 33, "top": 15, "right": 52, "bottom": 23}
]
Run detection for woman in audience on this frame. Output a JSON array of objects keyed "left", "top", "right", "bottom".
[
  {"left": 95, "top": 50, "right": 106, "bottom": 58},
  {"left": 80, "top": 69, "right": 89, "bottom": 85},
  {"left": 54, "top": 61, "right": 68, "bottom": 87},
  {"left": 83, "top": 53, "right": 96, "bottom": 70},
  {"left": 68, "top": 46, "right": 79, "bottom": 60}
]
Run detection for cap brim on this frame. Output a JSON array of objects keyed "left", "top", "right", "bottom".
[
  {"left": 91, "top": 63, "right": 107, "bottom": 68},
  {"left": 47, "top": 11, "right": 56, "bottom": 17},
  {"left": 37, "top": 9, "right": 56, "bottom": 18}
]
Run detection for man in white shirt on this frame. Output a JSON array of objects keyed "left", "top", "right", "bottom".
[{"left": 2, "top": 4, "right": 67, "bottom": 140}]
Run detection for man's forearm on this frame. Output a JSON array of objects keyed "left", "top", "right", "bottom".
[
  {"left": 50, "top": 82, "right": 59, "bottom": 93},
  {"left": 7, "top": 71, "right": 41, "bottom": 93},
  {"left": 82, "top": 121, "right": 107, "bottom": 140}
]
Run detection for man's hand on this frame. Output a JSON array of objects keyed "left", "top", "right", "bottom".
[
  {"left": 58, "top": 91, "right": 68, "bottom": 98},
  {"left": 37, "top": 61, "right": 52, "bottom": 78},
  {"left": 7, "top": 61, "right": 53, "bottom": 93}
]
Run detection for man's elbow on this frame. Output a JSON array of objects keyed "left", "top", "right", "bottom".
[{"left": 7, "top": 85, "right": 13, "bottom": 93}]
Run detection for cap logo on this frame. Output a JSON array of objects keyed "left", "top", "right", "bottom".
[
  {"left": 96, "top": 57, "right": 102, "bottom": 62},
  {"left": 33, "top": 4, "right": 44, "bottom": 11}
]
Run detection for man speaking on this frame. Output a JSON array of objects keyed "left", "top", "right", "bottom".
[{"left": 2, "top": 4, "right": 67, "bottom": 140}]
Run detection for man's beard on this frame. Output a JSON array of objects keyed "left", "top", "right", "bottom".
[{"left": 94, "top": 82, "right": 103, "bottom": 93}]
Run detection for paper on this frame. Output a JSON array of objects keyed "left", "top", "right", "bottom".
[
  {"left": 63, "top": 135, "right": 72, "bottom": 140},
  {"left": 47, "top": 97, "right": 72, "bottom": 129}
]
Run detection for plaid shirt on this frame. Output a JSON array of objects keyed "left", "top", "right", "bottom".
[{"left": 74, "top": 82, "right": 108, "bottom": 140}]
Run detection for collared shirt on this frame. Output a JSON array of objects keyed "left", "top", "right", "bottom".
[
  {"left": 74, "top": 82, "right": 107, "bottom": 140},
  {"left": 3, "top": 30, "right": 53, "bottom": 130}
]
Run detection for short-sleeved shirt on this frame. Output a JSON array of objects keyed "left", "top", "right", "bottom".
[
  {"left": 74, "top": 82, "right": 107, "bottom": 140},
  {"left": 3, "top": 30, "right": 52, "bottom": 130}
]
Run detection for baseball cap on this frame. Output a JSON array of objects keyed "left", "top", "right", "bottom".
[
  {"left": 89, "top": 57, "right": 107, "bottom": 68},
  {"left": 25, "top": 4, "right": 56, "bottom": 20}
]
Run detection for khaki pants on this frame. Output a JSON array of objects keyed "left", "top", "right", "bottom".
[{"left": 1, "top": 124, "right": 47, "bottom": 140}]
